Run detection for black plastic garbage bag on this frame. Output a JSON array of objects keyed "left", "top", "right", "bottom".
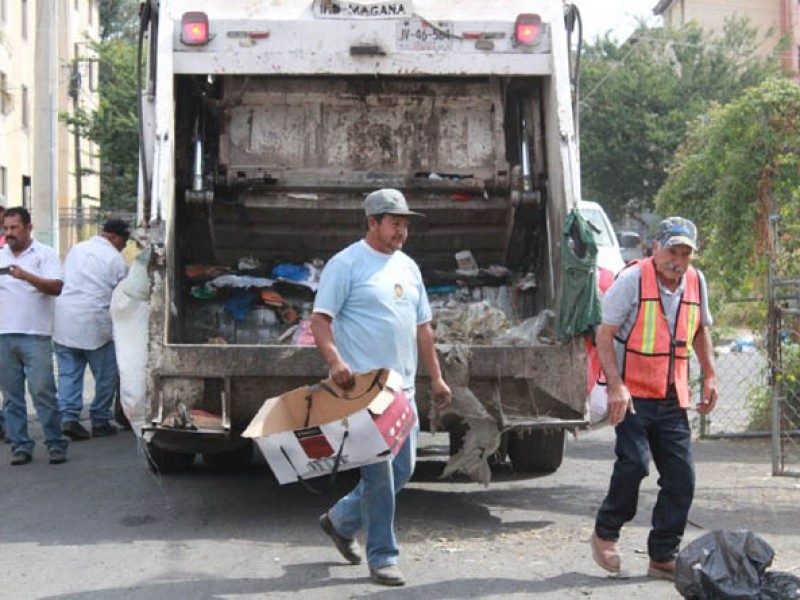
[{"left": 675, "top": 530, "right": 798, "bottom": 599}]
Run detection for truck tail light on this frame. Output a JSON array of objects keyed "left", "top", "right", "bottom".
[
  {"left": 181, "top": 12, "right": 210, "bottom": 46},
  {"left": 515, "top": 14, "right": 541, "bottom": 46}
]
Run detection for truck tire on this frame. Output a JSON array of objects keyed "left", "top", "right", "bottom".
[
  {"left": 202, "top": 442, "right": 253, "bottom": 471},
  {"left": 507, "top": 429, "right": 565, "bottom": 473},
  {"left": 145, "top": 443, "right": 195, "bottom": 474}
]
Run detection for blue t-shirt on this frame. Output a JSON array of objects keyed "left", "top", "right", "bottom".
[{"left": 313, "top": 240, "right": 432, "bottom": 388}]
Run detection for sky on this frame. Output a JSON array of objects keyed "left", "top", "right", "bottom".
[{"left": 572, "top": 0, "right": 662, "bottom": 43}]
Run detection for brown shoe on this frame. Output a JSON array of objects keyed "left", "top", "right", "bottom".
[
  {"left": 590, "top": 532, "right": 621, "bottom": 574},
  {"left": 647, "top": 559, "right": 676, "bottom": 580},
  {"left": 319, "top": 513, "right": 363, "bottom": 565},
  {"left": 369, "top": 565, "right": 406, "bottom": 587}
]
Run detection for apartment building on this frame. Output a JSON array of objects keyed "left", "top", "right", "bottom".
[
  {"left": 653, "top": 0, "right": 800, "bottom": 77},
  {"left": 0, "top": 0, "right": 100, "bottom": 255}
]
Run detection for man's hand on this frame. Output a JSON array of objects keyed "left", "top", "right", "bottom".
[
  {"left": 330, "top": 359, "right": 355, "bottom": 391},
  {"left": 696, "top": 375, "right": 719, "bottom": 414},
  {"left": 430, "top": 377, "right": 452, "bottom": 410},
  {"left": 607, "top": 382, "right": 635, "bottom": 426},
  {"left": 8, "top": 265, "right": 29, "bottom": 281}
]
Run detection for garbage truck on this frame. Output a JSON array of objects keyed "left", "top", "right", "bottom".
[{"left": 127, "top": 0, "right": 590, "bottom": 475}]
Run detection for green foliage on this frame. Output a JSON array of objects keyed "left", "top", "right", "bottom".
[
  {"left": 580, "top": 17, "right": 781, "bottom": 222},
  {"left": 655, "top": 77, "right": 800, "bottom": 300},
  {"left": 61, "top": 37, "right": 139, "bottom": 211},
  {"left": 98, "top": 0, "right": 140, "bottom": 41},
  {"left": 747, "top": 341, "right": 800, "bottom": 431}
]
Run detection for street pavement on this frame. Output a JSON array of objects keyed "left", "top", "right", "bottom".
[{"left": 1, "top": 423, "right": 798, "bottom": 599}]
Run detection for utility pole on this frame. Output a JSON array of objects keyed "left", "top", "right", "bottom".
[
  {"left": 69, "top": 57, "right": 83, "bottom": 226},
  {"left": 32, "top": 0, "right": 59, "bottom": 249}
]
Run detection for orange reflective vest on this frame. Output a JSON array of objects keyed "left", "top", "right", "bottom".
[{"left": 618, "top": 258, "right": 701, "bottom": 408}]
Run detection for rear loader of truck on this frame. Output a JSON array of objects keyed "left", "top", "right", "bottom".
[{"left": 130, "top": 0, "right": 588, "bottom": 475}]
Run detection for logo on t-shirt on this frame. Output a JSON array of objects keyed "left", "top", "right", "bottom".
[{"left": 394, "top": 283, "right": 404, "bottom": 299}]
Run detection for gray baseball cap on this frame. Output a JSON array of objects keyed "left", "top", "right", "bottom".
[
  {"left": 364, "top": 189, "right": 425, "bottom": 218},
  {"left": 656, "top": 217, "right": 697, "bottom": 251}
]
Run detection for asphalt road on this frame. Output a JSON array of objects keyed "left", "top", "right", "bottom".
[{"left": 1, "top": 424, "right": 799, "bottom": 599}]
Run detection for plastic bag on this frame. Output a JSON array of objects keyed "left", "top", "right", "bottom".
[{"left": 675, "top": 530, "right": 795, "bottom": 599}]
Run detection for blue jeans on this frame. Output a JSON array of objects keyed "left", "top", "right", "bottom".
[
  {"left": 595, "top": 395, "right": 695, "bottom": 562},
  {"left": 55, "top": 341, "right": 118, "bottom": 424},
  {"left": 0, "top": 334, "right": 68, "bottom": 455},
  {"left": 329, "top": 390, "right": 419, "bottom": 569}
]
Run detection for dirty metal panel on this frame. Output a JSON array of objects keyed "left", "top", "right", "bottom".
[{"left": 222, "top": 78, "right": 504, "bottom": 180}]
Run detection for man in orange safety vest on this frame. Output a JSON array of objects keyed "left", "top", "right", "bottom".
[{"left": 589, "top": 217, "right": 719, "bottom": 580}]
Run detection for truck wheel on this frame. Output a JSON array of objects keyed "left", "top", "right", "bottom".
[
  {"left": 202, "top": 442, "right": 253, "bottom": 471},
  {"left": 145, "top": 443, "right": 195, "bottom": 473},
  {"left": 507, "top": 429, "right": 566, "bottom": 473}
]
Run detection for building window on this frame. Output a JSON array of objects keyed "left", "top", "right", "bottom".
[
  {"left": 74, "top": 0, "right": 79, "bottom": 10},
  {"left": 0, "top": 166, "right": 7, "bottom": 201},
  {"left": 22, "top": 175, "right": 31, "bottom": 209},
  {"left": 88, "top": 59, "right": 96, "bottom": 92},
  {"left": 1, "top": 0, "right": 6, "bottom": 23},
  {"left": 21, "top": 85, "right": 28, "bottom": 129},
  {"left": 0, "top": 71, "right": 7, "bottom": 115},
  {"left": 21, "top": 0, "right": 28, "bottom": 39},
  {"left": 88, "top": 0, "right": 93, "bottom": 24}
]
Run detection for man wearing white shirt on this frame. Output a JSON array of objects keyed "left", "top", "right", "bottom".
[
  {"left": 0, "top": 207, "right": 68, "bottom": 465},
  {"left": 55, "top": 219, "right": 130, "bottom": 440}
]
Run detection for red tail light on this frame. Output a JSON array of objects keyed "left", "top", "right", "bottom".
[
  {"left": 515, "top": 14, "right": 541, "bottom": 46},
  {"left": 181, "top": 12, "right": 209, "bottom": 46}
]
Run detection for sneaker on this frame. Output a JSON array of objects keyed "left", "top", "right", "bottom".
[
  {"left": 319, "top": 513, "right": 363, "bottom": 565},
  {"left": 369, "top": 565, "right": 406, "bottom": 587},
  {"left": 49, "top": 449, "right": 68, "bottom": 465},
  {"left": 11, "top": 452, "right": 32, "bottom": 466},
  {"left": 62, "top": 420, "right": 91, "bottom": 441},
  {"left": 92, "top": 422, "right": 119, "bottom": 437},
  {"left": 647, "top": 559, "right": 676, "bottom": 580},
  {"left": 590, "top": 532, "right": 621, "bottom": 574}
]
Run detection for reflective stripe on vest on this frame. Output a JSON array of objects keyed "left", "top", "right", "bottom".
[{"left": 621, "top": 258, "right": 701, "bottom": 407}]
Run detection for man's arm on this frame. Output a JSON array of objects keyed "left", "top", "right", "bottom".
[
  {"left": 416, "top": 322, "right": 451, "bottom": 409},
  {"left": 8, "top": 265, "right": 63, "bottom": 296},
  {"left": 692, "top": 325, "right": 719, "bottom": 414},
  {"left": 596, "top": 323, "right": 634, "bottom": 426},
  {"left": 310, "top": 312, "right": 355, "bottom": 390}
]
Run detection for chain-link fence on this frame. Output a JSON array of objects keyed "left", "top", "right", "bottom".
[
  {"left": 693, "top": 344, "right": 769, "bottom": 438},
  {"left": 692, "top": 289, "right": 800, "bottom": 477}
]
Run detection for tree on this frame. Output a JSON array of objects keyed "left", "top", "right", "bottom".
[
  {"left": 579, "top": 18, "right": 781, "bottom": 222},
  {"left": 62, "top": 0, "right": 140, "bottom": 211},
  {"left": 99, "top": 0, "right": 140, "bottom": 41},
  {"left": 655, "top": 77, "right": 800, "bottom": 301}
]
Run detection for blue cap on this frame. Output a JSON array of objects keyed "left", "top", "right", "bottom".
[{"left": 656, "top": 217, "right": 697, "bottom": 251}]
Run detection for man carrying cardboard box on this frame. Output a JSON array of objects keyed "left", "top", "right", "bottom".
[{"left": 311, "top": 188, "right": 452, "bottom": 587}]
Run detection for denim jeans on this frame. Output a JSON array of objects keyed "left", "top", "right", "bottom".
[
  {"left": 0, "top": 334, "right": 68, "bottom": 456},
  {"left": 328, "top": 390, "right": 419, "bottom": 569},
  {"left": 595, "top": 395, "right": 695, "bottom": 563},
  {"left": 55, "top": 341, "right": 118, "bottom": 425}
]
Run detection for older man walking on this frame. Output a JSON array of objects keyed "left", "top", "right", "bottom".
[{"left": 590, "top": 217, "right": 719, "bottom": 579}]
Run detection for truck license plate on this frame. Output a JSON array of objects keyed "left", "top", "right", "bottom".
[{"left": 396, "top": 19, "right": 453, "bottom": 51}]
